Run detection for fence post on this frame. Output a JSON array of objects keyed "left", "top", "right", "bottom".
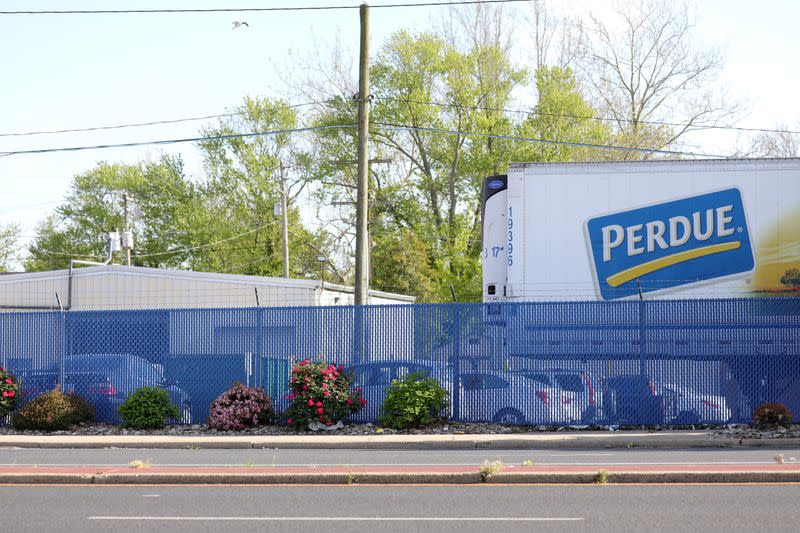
[
  {"left": 449, "top": 303, "right": 461, "bottom": 421},
  {"left": 639, "top": 299, "right": 646, "bottom": 376}
]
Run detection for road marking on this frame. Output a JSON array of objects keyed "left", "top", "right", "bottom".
[
  {"left": 88, "top": 516, "right": 584, "bottom": 522},
  {"left": 1, "top": 460, "right": 792, "bottom": 467},
  {"left": 141, "top": 494, "right": 160, "bottom": 498}
]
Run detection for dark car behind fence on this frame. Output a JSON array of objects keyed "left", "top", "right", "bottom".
[{"left": 0, "top": 298, "right": 797, "bottom": 426}]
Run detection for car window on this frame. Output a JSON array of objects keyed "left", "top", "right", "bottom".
[
  {"left": 461, "top": 375, "right": 483, "bottom": 391},
  {"left": 554, "top": 374, "right": 583, "bottom": 392},
  {"left": 521, "top": 373, "right": 551, "bottom": 386},
  {"left": 482, "top": 375, "right": 508, "bottom": 389}
]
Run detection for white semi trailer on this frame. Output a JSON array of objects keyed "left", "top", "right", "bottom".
[{"left": 482, "top": 158, "right": 800, "bottom": 302}]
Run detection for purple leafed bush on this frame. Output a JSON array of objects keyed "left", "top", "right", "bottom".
[{"left": 207, "top": 382, "right": 274, "bottom": 431}]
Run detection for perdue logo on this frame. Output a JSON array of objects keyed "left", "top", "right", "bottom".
[{"left": 586, "top": 188, "right": 754, "bottom": 300}]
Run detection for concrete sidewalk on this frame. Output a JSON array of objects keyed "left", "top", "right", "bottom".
[
  {"left": 0, "top": 430, "right": 798, "bottom": 450},
  {"left": 2, "top": 463, "right": 800, "bottom": 485}
]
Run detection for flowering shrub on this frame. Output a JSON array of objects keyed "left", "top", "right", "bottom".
[
  {"left": 753, "top": 402, "right": 793, "bottom": 429},
  {"left": 0, "top": 366, "right": 20, "bottom": 417},
  {"left": 284, "top": 360, "right": 365, "bottom": 428},
  {"left": 207, "top": 382, "right": 274, "bottom": 431}
]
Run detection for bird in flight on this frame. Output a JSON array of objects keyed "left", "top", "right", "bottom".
[{"left": 232, "top": 21, "right": 249, "bottom": 29}]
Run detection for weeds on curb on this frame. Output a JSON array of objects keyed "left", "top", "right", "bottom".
[
  {"left": 128, "top": 459, "right": 152, "bottom": 469},
  {"left": 242, "top": 458, "right": 256, "bottom": 468},
  {"left": 595, "top": 469, "right": 609, "bottom": 484},
  {"left": 521, "top": 459, "right": 535, "bottom": 467},
  {"left": 480, "top": 460, "right": 504, "bottom": 482},
  {"left": 347, "top": 472, "right": 358, "bottom": 484}
]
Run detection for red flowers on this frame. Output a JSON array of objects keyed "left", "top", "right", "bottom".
[
  {"left": 0, "top": 366, "right": 20, "bottom": 417},
  {"left": 285, "top": 359, "right": 365, "bottom": 429}
]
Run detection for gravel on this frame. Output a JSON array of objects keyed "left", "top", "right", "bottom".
[{"left": 2, "top": 420, "right": 799, "bottom": 439}]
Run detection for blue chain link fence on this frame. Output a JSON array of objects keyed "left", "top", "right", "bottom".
[{"left": 1, "top": 298, "right": 798, "bottom": 426}]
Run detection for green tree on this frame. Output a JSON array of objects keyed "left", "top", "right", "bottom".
[
  {"left": 0, "top": 222, "right": 21, "bottom": 272},
  {"left": 195, "top": 96, "right": 330, "bottom": 278},
  {"left": 514, "top": 66, "right": 611, "bottom": 162},
  {"left": 25, "top": 156, "right": 196, "bottom": 271},
  {"left": 310, "top": 29, "right": 525, "bottom": 302}
]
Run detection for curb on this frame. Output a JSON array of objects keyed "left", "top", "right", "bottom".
[
  {"left": 2, "top": 470, "right": 800, "bottom": 485},
  {"left": 2, "top": 433, "right": 800, "bottom": 450}
]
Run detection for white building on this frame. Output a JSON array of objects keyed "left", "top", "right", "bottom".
[{"left": 0, "top": 264, "right": 414, "bottom": 311}]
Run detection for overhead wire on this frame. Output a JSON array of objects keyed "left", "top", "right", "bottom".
[
  {"left": 373, "top": 95, "right": 800, "bottom": 136},
  {"left": 0, "top": 121, "right": 729, "bottom": 159},
  {"left": 3, "top": 97, "right": 795, "bottom": 142},
  {"left": 0, "top": 124, "right": 358, "bottom": 158},
  {"left": 0, "top": 100, "right": 332, "bottom": 138},
  {"left": 372, "top": 122, "right": 731, "bottom": 158},
  {"left": 135, "top": 220, "right": 282, "bottom": 258},
  {"left": 0, "top": 1, "right": 530, "bottom": 15}
]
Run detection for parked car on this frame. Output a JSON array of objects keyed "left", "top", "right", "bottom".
[
  {"left": 19, "top": 353, "right": 192, "bottom": 425},
  {"left": 655, "top": 382, "right": 733, "bottom": 424},
  {"left": 602, "top": 374, "right": 666, "bottom": 425},
  {"left": 514, "top": 369, "right": 601, "bottom": 424},
  {"left": 456, "top": 371, "right": 553, "bottom": 425}
]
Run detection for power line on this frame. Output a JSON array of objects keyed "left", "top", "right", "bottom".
[
  {"left": 0, "top": 100, "right": 331, "bottom": 138},
  {"left": 0, "top": 124, "right": 358, "bottom": 158},
  {"left": 136, "top": 220, "right": 281, "bottom": 258},
  {"left": 374, "top": 96, "right": 800, "bottom": 136},
  {"left": 6, "top": 97, "right": 796, "bottom": 141},
  {"left": 0, "top": 1, "right": 529, "bottom": 15},
  {"left": 0, "top": 121, "right": 729, "bottom": 159},
  {"left": 372, "top": 122, "right": 731, "bottom": 158}
]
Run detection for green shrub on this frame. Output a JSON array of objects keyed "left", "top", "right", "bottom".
[
  {"left": 379, "top": 372, "right": 449, "bottom": 429},
  {"left": 753, "top": 402, "right": 793, "bottom": 429},
  {"left": 285, "top": 360, "right": 365, "bottom": 428},
  {"left": 12, "top": 389, "right": 93, "bottom": 430},
  {"left": 117, "top": 386, "right": 180, "bottom": 429},
  {"left": 0, "top": 366, "right": 20, "bottom": 417}
]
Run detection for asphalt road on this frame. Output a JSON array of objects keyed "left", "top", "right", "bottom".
[
  {"left": 1, "top": 447, "right": 799, "bottom": 467},
  {"left": 1, "top": 484, "right": 798, "bottom": 532}
]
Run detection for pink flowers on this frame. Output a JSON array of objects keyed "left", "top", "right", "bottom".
[
  {"left": 284, "top": 359, "right": 366, "bottom": 429},
  {"left": 4, "top": 378, "right": 11, "bottom": 384},
  {"left": 1, "top": 391, "right": 14, "bottom": 398}
]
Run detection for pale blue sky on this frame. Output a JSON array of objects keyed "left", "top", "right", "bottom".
[{"left": 1, "top": 0, "right": 799, "bottom": 263}]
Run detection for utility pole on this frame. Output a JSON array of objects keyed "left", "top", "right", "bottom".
[
  {"left": 279, "top": 160, "right": 290, "bottom": 278},
  {"left": 123, "top": 193, "right": 131, "bottom": 266},
  {"left": 354, "top": 2, "right": 371, "bottom": 306}
]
